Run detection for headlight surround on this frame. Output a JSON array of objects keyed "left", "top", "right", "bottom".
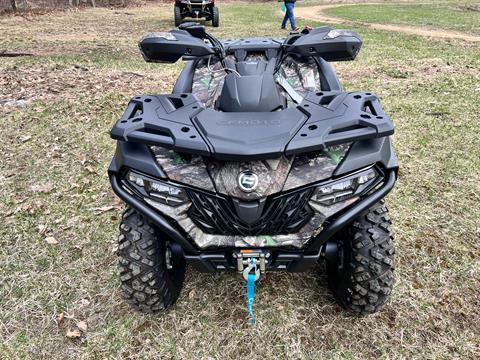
[
  {"left": 311, "top": 167, "right": 379, "bottom": 206},
  {"left": 125, "top": 171, "right": 188, "bottom": 207}
]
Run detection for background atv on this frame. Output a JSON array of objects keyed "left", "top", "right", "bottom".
[
  {"left": 174, "top": 0, "right": 219, "bottom": 27},
  {"left": 109, "top": 24, "right": 398, "bottom": 317}
]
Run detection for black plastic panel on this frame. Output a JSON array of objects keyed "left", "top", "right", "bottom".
[
  {"left": 217, "top": 72, "right": 285, "bottom": 112},
  {"left": 334, "top": 136, "right": 398, "bottom": 175},
  {"left": 139, "top": 30, "right": 214, "bottom": 63},
  {"left": 286, "top": 27, "right": 362, "bottom": 61},
  {"left": 222, "top": 37, "right": 283, "bottom": 52},
  {"left": 108, "top": 141, "right": 166, "bottom": 179},
  {"left": 110, "top": 91, "right": 394, "bottom": 161},
  {"left": 186, "top": 187, "right": 315, "bottom": 236},
  {"left": 193, "top": 108, "right": 307, "bottom": 159},
  {"left": 110, "top": 94, "right": 211, "bottom": 155},
  {"left": 286, "top": 91, "right": 394, "bottom": 154}
]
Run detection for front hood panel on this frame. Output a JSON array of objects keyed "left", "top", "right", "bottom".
[
  {"left": 151, "top": 143, "right": 350, "bottom": 199},
  {"left": 149, "top": 144, "right": 353, "bottom": 249}
]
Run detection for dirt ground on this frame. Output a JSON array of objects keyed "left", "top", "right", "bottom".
[{"left": 1, "top": 1, "right": 479, "bottom": 359}]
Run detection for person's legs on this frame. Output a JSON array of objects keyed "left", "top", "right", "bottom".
[
  {"left": 281, "top": 4, "right": 289, "bottom": 29},
  {"left": 286, "top": 3, "right": 296, "bottom": 30}
]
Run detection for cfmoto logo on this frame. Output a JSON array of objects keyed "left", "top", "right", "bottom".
[{"left": 238, "top": 170, "right": 259, "bottom": 193}]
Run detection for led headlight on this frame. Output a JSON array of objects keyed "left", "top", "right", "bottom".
[
  {"left": 312, "top": 167, "right": 379, "bottom": 206},
  {"left": 126, "top": 171, "right": 188, "bottom": 207}
]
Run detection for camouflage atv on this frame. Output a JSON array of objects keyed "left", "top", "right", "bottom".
[{"left": 109, "top": 23, "right": 398, "bottom": 317}]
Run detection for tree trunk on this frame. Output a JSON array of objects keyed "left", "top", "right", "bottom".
[
  {"left": 91, "top": 0, "right": 96, "bottom": 8},
  {"left": 11, "top": 0, "right": 17, "bottom": 11}
]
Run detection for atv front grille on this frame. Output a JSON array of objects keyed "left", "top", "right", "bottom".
[{"left": 186, "top": 188, "right": 315, "bottom": 236}]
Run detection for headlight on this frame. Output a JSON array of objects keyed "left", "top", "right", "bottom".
[
  {"left": 311, "top": 167, "right": 379, "bottom": 206},
  {"left": 126, "top": 171, "right": 188, "bottom": 207}
]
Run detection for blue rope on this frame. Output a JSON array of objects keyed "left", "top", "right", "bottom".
[{"left": 247, "top": 272, "right": 256, "bottom": 325}]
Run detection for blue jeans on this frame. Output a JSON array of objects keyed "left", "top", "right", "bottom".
[{"left": 281, "top": 2, "right": 296, "bottom": 30}]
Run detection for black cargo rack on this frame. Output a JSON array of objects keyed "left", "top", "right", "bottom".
[{"left": 110, "top": 91, "right": 394, "bottom": 161}]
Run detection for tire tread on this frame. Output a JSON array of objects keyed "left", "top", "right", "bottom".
[
  {"left": 117, "top": 207, "right": 184, "bottom": 313},
  {"left": 330, "top": 201, "right": 395, "bottom": 315}
]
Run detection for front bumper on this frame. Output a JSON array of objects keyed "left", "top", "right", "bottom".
[{"left": 109, "top": 169, "right": 396, "bottom": 272}]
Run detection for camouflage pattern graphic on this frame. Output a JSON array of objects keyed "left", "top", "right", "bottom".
[
  {"left": 283, "top": 143, "right": 351, "bottom": 191},
  {"left": 280, "top": 55, "right": 321, "bottom": 96},
  {"left": 151, "top": 144, "right": 351, "bottom": 197},
  {"left": 150, "top": 146, "right": 215, "bottom": 192},
  {"left": 145, "top": 192, "right": 359, "bottom": 249},
  {"left": 148, "top": 145, "right": 356, "bottom": 249},
  {"left": 191, "top": 56, "right": 227, "bottom": 108},
  {"left": 205, "top": 156, "right": 294, "bottom": 200}
]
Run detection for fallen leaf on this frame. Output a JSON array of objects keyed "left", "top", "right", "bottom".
[
  {"left": 79, "top": 298, "right": 90, "bottom": 307},
  {"left": 70, "top": 182, "right": 80, "bottom": 189},
  {"left": 57, "top": 312, "right": 65, "bottom": 324},
  {"left": 45, "top": 236, "right": 58, "bottom": 245},
  {"left": 37, "top": 224, "right": 48, "bottom": 235},
  {"left": 29, "top": 183, "right": 53, "bottom": 193},
  {"left": 76, "top": 320, "right": 87, "bottom": 332},
  {"left": 20, "top": 135, "right": 32, "bottom": 142},
  {"left": 66, "top": 329, "right": 82, "bottom": 338},
  {"left": 85, "top": 165, "right": 97, "bottom": 174},
  {"left": 89, "top": 205, "right": 115, "bottom": 214}
]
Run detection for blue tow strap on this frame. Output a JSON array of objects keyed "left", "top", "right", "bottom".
[{"left": 246, "top": 272, "right": 256, "bottom": 325}]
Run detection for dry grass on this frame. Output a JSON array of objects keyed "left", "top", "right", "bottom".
[{"left": 1, "top": 1, "right": 479, "bottom": 358}]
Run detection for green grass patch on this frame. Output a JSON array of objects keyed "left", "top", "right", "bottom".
[{"left": 326, "top": 3, "right": 480, "bottom": 33}]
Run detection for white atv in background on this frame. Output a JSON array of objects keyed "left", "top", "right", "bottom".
[{"left": 174, "top": 0, "right": 219, "bottom": 27}]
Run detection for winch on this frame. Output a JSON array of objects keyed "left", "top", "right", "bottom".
[{"left": 233, "top": 250, "right": 270, "bottom": 280}]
